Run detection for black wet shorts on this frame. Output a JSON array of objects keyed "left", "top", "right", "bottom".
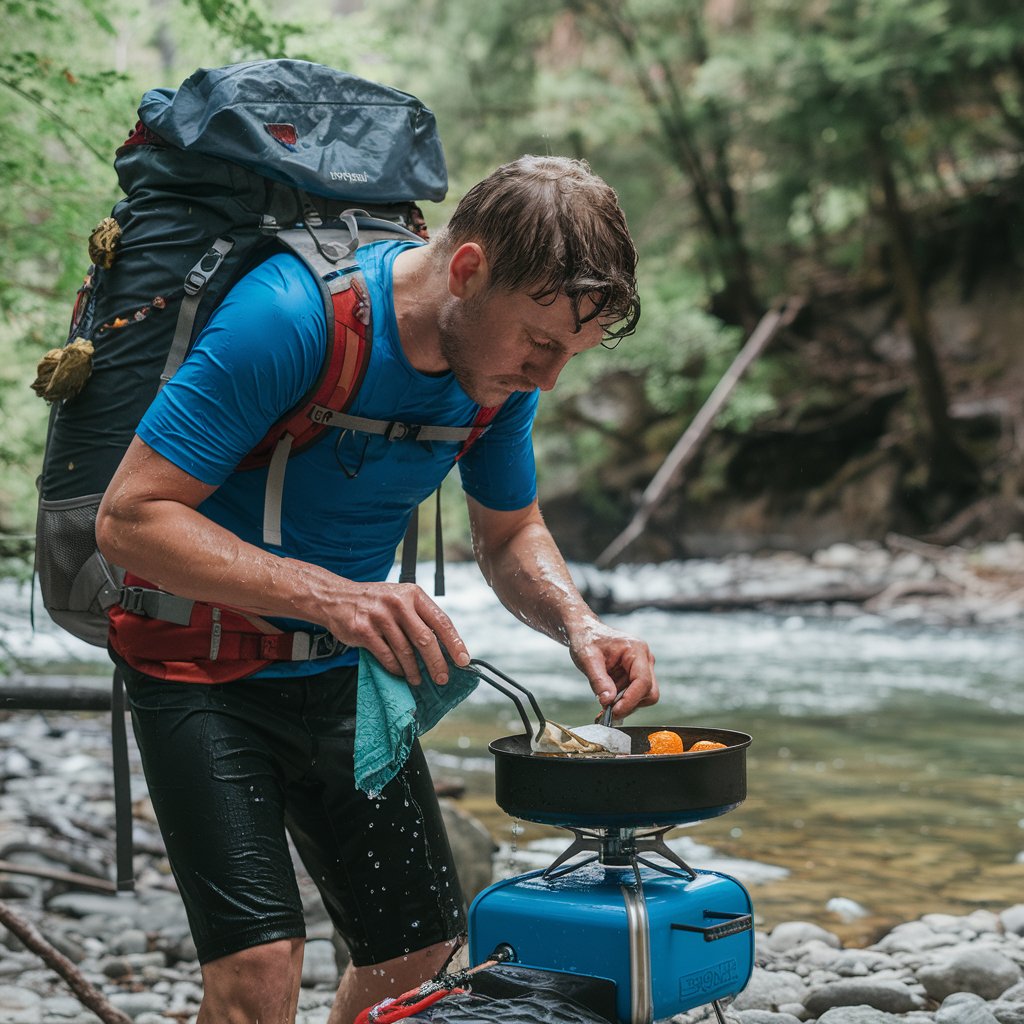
[{"left": 118, "top": 660, "right": 465, "bottom": 965}]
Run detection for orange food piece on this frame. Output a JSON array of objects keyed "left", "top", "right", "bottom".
[
  {"left": 688, "top": 739, "right": 727, "bottom": 752},
  {"left": 646, "top": 730, "right": 684, "bottom": 755}
]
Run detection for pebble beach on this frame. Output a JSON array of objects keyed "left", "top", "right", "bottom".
[{"left": 0, "top": 710, "right": 1021, "bottom": 1023}]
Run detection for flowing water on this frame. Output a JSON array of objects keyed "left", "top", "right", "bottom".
[{"left": 1, "top": 564, "right": 1022, "bottom": 946}]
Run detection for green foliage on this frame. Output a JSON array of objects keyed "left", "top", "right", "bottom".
[{"left": 1, "top": 0, "right": 1022, "bottom": 544}]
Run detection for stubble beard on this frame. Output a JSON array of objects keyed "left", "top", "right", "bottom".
[{"left": 437, "top": 297, "right": 506, "bottom": 407}]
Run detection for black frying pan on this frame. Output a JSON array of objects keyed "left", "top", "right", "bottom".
[{"left": 470, "top": 660, "right": 751, "bottom": 829}]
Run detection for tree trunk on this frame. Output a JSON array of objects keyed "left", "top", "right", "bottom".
[{"left": 867, "top": 132, "right": 979, "bottom": 492}]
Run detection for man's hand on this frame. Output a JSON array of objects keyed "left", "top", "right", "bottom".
[
  {"left": 323, "top": 581, "right": 470, "bottom": 686},
  {"left": 568, "top": 621, "right": 659, "bottom": 718},
  {"left": 99, "top": 438, "right": 471, "bottom": 688},
  {"left": 468, "top": 497, "right": 660, "bottom": 718}
]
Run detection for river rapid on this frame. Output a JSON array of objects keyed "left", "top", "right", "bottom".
[{"left": 1, "top": 557, "right": 1022, "bottom": 948}]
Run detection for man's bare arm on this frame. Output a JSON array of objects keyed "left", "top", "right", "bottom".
[
  {"left": 96, "top": 436, "right": 470, "bottom": 683},
  {"left": 466, "top": 494, "right": 658, "bottom": 716}
]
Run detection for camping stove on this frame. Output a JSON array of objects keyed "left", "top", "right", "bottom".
[
  {"left": 466, "top": 663, "right": 755, "bottom": 1024},
  {"left": 467, "top": 824, "right": 754, "bottom": 1024}
]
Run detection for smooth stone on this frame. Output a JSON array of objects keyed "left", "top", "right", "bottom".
[
  {"left": 107, "top": 991, "right": 168, "bottom": 1018},
  {"left": 832, "top": 949, "right": 897, "bottom": 977},
  {"left": 874, "top": 921, "right": 959, "bottom": 953},
  {"left": 300, "top": 938, "right": 339, "bottom": 989},
  {"left": 0, "top": 984, "right": 43, "bottom": 1024},
  {"left": 919, "top": 950, "right": 1023, "bottom": 1001},
  {"left": 775, "top": 1003, "right": 808, "bottom": 1019},
  {"left": 731, "top": 968, "right": 806, "bottom": 1011},
  {"left": 936, "top": 1000, "right": 999, "bottom": 1024},
  {"left": 991, "top": 1004, "right": 1024, "bottom": 1024},
  {"left": 1001, "top": 906, "right": 1024, "bottom": 937},
  {"left": 440, "top": 799, "right": 496, "bottom": 906},
  {"left": 735, "top": 1012, "right": 804, "bottom": 1023},
  {"left": 47, "top": 893, "right": 141, "bottom": 920},
  {"left": 39, "top": 995, "right": 87, "bottom": 1018},
  {"left": 804, "top": 979, "right": 921, "bottom": 1016},
  {"left": 816, "top": 1009, "right": 913, "bottom": 1023},
  {"left": 109, "top": 928, "right": 149, "bottom": 956},
  {"left": 767, "top": 921, "right": 841, "bottom": 952}
]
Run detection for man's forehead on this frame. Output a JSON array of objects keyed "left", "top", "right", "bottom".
[{"left": 526, "top": 293, "right": 605, "bottom": 349}]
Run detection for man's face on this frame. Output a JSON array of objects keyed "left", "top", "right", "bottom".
[{"left": 437, "top": 283, "right": 605, "bottom": 407}]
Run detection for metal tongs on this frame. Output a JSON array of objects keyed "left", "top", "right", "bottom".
[
  {"left": 468, "top": 659, "right": 624, "bottom": 752},
  {"left": 467, "top": 659, "right": 547, "bottom": 744}
]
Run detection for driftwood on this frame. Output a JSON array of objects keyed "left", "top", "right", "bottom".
[
  {"left": 0, "top": 898, "right": 133, "bottom": 1024},
  {"left": 582, "top": 584, "right": 888, "bottom": 616},
  {"left": 596, "top": 298, "right": 804, "bottom": 568},
  {"left": 0, "top": 858, "right": 117, "bottom": 894}
]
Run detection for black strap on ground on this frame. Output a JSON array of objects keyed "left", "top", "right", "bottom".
[{"left": 110, "top": 667, "right": 134, "bottom": 892}]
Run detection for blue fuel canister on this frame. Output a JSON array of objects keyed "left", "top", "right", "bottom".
[{"left": 468, "top": 863, "right": 754, "bottom": 1024}]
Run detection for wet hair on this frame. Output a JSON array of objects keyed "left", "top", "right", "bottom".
[{"left": 433, "top": 155, "right": 640, "bottom": 341}]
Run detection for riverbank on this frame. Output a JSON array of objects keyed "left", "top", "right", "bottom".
[{"left": 0, "top": 709, "right": 1021, "bottom": 1022}]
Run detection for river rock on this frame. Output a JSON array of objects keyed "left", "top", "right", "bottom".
[
  {"left": 734, "top": 1012, "right": 803, "bottom": 1023},
  {"left": 1001, "top": 906, "right": 1024, "bottom": 937},
  {"left": 815, "top": 1009, "right": 916, "bottom": 1023},
  {"left": 730, "top": 968, "right": 806, "bottom": 1011},
  {"left": 108, "top": 927, "right": 149, "bottom": 956},
  {"left": 803, "top": 978, "right": 922, "bottom": 1016},
  {"left": 766, "top": 921, "right": 841, "bottom": 953},
  {"left": 107, "top": 990, "right": 168, "bottom": 1018},
  {"left": 918, "top": 948, "right": 1022, "bottom": 1001},
  {"left": 0, "top": 984, "right": 43, "bottom": 1024},
  {"left": 937, "top": 999, "right": 1003, "bottom": 1024},
  {"left": 301, "top": 938, "right": 339, "bottom": 989},
  {"left": 990, "top": 1002, "right": 1024, "bottom": 1024},
  {"left": 440, "top": 798, "right": 496, "bottom": 905}
]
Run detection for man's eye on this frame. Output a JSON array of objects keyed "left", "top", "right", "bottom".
[{"left": 528, "top": 335, "right": 551, "bottom": 350}]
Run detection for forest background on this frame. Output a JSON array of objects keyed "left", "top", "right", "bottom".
[{"left": 2, "top": 0, "right": 1023, "bottom": 573}]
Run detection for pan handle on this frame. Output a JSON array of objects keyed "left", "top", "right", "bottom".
[{"left": 468, "top": 659, "right": 547, "bottom": 743}]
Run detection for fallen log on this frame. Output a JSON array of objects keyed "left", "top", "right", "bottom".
[
  {"left": 581, "top": 583, "right": 887, "bottom": 616},
  {"left": 0, "top": 897, "right": 133, "bottom": 1024},
  {"left": 596, "top": 298, "right": 804, "bottom": 568}
]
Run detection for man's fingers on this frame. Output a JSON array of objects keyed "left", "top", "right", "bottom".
[{"left": 414, "top": 595, "right": 471, "bottom": 669}]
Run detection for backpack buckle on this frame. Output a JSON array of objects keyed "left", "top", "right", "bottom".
[
  {"left": 289, "top": 631, "right": 346, "bottom": 660},
  {"left": 119, "top": 586, "right": 148, "bottom": 615},
  {"left": 385, "top": 420, "right": 419, "bottom": 442}
]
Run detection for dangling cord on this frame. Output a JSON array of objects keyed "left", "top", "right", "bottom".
[
  {"left": 354, "top": 945, "right": 513, "bottom": 1024},
  {"left": 434, "top": 485, "right": 445, "bottom": 597}
]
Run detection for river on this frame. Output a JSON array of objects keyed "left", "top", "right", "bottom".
[{"left": 1, "top": 562, "right": 1022, "bottom": 947}]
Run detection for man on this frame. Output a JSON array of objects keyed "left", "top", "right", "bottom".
[{"left": 96, "top": 155, "right": 659, "bottom": 1024}]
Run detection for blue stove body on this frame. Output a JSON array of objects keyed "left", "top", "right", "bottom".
[{"left": 468, "top": 862, "right": 754, "bottom": 1024}]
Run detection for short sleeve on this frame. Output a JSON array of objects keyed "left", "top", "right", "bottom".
[
  {"left": 457, "top": 389, "right": 539, "bottom": 511},
  {"left": 136, "top": 254, "right": 326, "bottom": 484}
]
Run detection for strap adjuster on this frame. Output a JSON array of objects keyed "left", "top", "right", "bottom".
[
  {"left": 119, "top": 585, "right": 148, "bottom": 615},
  {"left": 384, "top": 420, "right": 419, "bottom": 442},
  {"left": 310, "top": 632, "right": 346, "bottom": 659},
  {"left": 279, "top": 631, "right": 347, "bottom": 661}
]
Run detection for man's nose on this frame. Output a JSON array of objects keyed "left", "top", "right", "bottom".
[{"left": 528, "top": 351, "right": 572, "bottom": 391}]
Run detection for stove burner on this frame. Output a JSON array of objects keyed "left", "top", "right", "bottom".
[{"left": 542, "top": 825, "right": 696, "bottom": 881}]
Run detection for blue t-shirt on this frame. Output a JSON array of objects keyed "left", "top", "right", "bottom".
[{"left": 136, "top": 240, "right": 539, "bottom": 674}]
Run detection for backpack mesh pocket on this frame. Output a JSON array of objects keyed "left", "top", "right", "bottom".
[{"left": 35, "top": 495, "right": 122, "bottom": 646}]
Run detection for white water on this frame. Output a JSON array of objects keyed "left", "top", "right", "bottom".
[{"left": 3, "top": 564, "right": 1022, "bottom": 719}]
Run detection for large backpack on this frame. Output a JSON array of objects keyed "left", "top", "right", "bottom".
[
  {"left": 31, "top": 61, "right": 493, "bottom": 888},
  {"left": 33, "top": 58, "right": 494, "bottom": 651}
]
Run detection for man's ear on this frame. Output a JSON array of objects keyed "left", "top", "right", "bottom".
[{"left": 447, "top": 243, "right": 489, "bottom": 300}]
